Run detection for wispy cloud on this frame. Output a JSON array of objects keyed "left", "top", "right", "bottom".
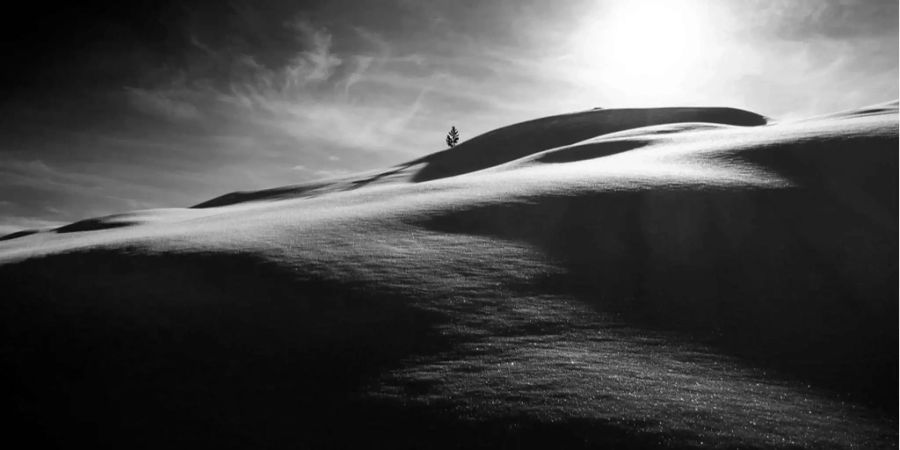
[{"left": 125, "top": 87, "right": 203, "bottom": 122}]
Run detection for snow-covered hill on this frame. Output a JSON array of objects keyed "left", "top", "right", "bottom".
[{"left": 1, "top": 102, "right": 896, "bottom": 449}]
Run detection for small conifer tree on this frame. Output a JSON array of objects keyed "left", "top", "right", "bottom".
[{"left": 446, "top": 126, "right": 460, "bottom": 148}]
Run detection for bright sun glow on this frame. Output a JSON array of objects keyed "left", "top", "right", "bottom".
[{"left": 571, "top": 0, "right": 718, "bottom": 101}]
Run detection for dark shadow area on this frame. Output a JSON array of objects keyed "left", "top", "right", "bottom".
[
  {"left": 0, "top": 248, "right": 720, "bottom": 449},
  {"left": 736, "top": 133, "right": 899, "bottom": 222},
  {"left": 55, "top": 217, "right": 138, "bottom": 233},
  {"left": 0, "top": 229, "right": 39, "bottom": 241},
  {"left": 0, "top": 249, "right": 444, "bottom": 448},
  {"left": 412, "top": 107, "right": 766, "bottom": 182},
  {"left": 192, "top": 181, "right": 331, "bottom": 208},
  {"left": 263, "top": 399, "right": 705, "bottom": 450},
  {"left": 533, "top": 139, "right": 648, "bottom": 164},
  {"left": 422, "top": 183, "right": 898, "bottom": 412}
]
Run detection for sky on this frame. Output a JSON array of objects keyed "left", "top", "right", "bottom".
[{"left": 1, "top": 0, "right": 897, "bottom": 233}]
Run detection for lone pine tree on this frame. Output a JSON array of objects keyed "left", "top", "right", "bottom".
[{"left": 446, "top": 126, "right": 460, "bottom": 148}]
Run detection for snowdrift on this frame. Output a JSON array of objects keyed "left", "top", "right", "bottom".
[{"left": 0, "top": 104, "right": 896, "bottom": 449}]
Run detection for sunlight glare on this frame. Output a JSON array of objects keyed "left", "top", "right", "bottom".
[{"left": 571, "top": 0, "right": 716, "bottom": 101}]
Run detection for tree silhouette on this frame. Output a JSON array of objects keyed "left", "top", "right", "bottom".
[{"left": 445, "top": 126, "right": 460, "bottom": 148}]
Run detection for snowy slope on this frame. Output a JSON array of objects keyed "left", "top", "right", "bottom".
[{"left": 1, "top": 104, "right": 896, "bottom": 449}]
